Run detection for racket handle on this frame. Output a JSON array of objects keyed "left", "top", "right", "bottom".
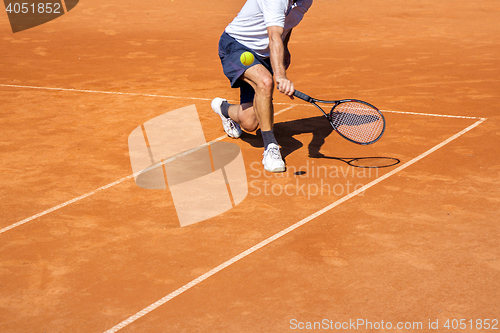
[{"left": 293, "top": 90, "right": 313, "bottom": 103}]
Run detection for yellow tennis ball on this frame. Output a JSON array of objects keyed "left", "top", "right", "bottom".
[{"left": 240, "top": 51, "right": 255, "bottom": 66}]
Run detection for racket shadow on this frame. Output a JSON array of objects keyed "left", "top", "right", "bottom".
[
  {"left": 239, "top": 115, "right": 400, "bottom": 168},
  {"left": 309, "top": 154, "right": 401, "bottom": 169}
]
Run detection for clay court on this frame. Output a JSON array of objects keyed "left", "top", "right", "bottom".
[{"left": 1, "top": 0, "right": 499, "bottom": 332}]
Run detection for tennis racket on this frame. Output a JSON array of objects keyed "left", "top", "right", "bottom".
[{"left": 293, "top": 90, "right": 385, "bottom": 145}]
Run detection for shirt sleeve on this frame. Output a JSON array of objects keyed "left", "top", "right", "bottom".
[
  {"left": 261, "top": 0, "right": 290, "bottom": 28},
  {"left": 284, "top": 0, "right": 313, "bottom": 31}
]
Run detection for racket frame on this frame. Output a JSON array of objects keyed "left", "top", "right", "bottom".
[{"left": 294, "top": 90, "right": 386, "bottom": 145}]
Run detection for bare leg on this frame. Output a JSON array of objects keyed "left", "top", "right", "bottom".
[
  {"left": 228, "top": 102, "right": 258, "bottom": 132},
  {"left": 242, "top": 64, "right": 274, "bottom": 132},
  {"left": 225, "top": 64, "right": 275, "bottom": 133},
  {"left": 220, "top": 64, "right": 284, "bottom": 171}
]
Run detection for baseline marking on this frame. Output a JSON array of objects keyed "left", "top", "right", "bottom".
[
  {"left": 381, "top": 109, "right": 483, "bottom": 120},
  {"left": 103, "top": 118, "right": 486, "bottom": 333},
  {"left": 2, "top": 84, "right": 488, "bottom": 116},
  {"left": 0, "top": 83, "right": 292, "bottom": 105},
  {"left": 0, "top": 83, "right": 213, "bottom": 101}
]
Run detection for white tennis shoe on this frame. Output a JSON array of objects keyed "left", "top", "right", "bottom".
[
  {"left": 262, "top": 143, "right": 286, "bottom": 172},
  {"left": 211, "top": 98, "right": 242, "bottom": 139}
]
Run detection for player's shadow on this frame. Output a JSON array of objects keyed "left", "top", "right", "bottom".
[
  {"left": 239, "top": 115, "right": 333, "bottom": 158},
  {"left": 239, "top": 115, "right": 400, "bottom": 168}
]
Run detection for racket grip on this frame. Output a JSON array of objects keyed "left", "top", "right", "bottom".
[{"left": 293, "top": 90, "right": 313, "bottom": 103}]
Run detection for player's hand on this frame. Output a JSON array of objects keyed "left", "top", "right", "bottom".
[{"left": 276, "top": 76, "right": 295, "bottom": 99}]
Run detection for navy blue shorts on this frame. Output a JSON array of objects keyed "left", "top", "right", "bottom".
[{"left": 218, "top": 32, "right": 273, "bottom": 104}]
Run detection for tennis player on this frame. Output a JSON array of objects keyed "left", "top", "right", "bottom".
[{"left": 211, "top": 0, "right": 313, "bottom": 172}]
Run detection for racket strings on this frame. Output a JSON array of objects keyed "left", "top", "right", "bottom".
[{"left": 329, "top": 102, "right": 384, "bottom": 144}]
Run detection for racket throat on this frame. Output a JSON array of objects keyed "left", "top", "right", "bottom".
[
  {"left": 312, "top": 102, "right": 331, "bottom": 120},
  {"left": 328, "top": 103, "right": 342, "bottom": 129},
  {"left": 328, "top": 111, "right": 343, "bottom": 130}
]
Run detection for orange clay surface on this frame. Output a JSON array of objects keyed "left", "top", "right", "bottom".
[{"left": 1, "top": 0, "right": 499, "bottom": 332}]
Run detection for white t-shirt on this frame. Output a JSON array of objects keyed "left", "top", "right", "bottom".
[{"left": 225, "top": 0, "right": 313, "bottom": 58}]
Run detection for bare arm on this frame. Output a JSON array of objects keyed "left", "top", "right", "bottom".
[{"left": 267, "top": 25, "right": 295, "bottom": 97}]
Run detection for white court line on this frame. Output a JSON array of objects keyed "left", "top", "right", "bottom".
[
  {"left": 0, "top": 104, "right": 296, "bottom": 235},
  {"left": 0, "top": 134, "right": 227, "bottom": 235},
  {"left": 381, "top": 109, "right": 483, "bottom": 120},
  {"left": 0, "top": 84, "right": 486, "bottom": 116},
  {"left": 103, "top": 118, "right": 486, "bottom": 333},
  {"left": 0, "top": 83, "right": 213, "bottom": 101},
  {"left": 0, "top": 83, "right": 292, "bottom": 105},
  {"left": 0, "top": 83, "right": 489, "bottom": 329},
  {"left": 274, "top": 104, "right": 295, "bottom": 116},
  {"left": 0, "top": 104, "right": 484, "bottom": 236},
  {"left": 0, "top": 173, "right": 135, "bottom": 235},
  {"left": 0, "top": 82, "right": 485, "bottom": 235}
]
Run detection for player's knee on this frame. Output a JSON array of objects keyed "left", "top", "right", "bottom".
[
  {"left": 241, "top": 118, "right": 259, "bottom": 132},
  {"left": 256, "top": 76, "right": 274, "bottom": 95},
  {"left": 239, "top": 112, "right": 259, "bottom": 132}
]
